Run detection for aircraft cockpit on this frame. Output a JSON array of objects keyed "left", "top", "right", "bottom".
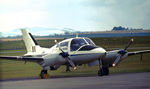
[
  {"left": 59, "top": 37, "right": 98, "bottom": 52},
  {"left": 70, "top": 38, "right": 96, "bottom": 51}
]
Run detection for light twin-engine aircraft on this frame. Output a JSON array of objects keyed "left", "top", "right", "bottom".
[{"left": 0, "top": 29, "right": 150, "bottom": 79}]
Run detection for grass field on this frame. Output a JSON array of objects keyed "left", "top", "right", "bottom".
[{"left": 0, "top": 36, "right": 150, "bottom": 79}]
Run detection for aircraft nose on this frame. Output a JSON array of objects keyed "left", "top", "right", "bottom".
[{"left": 91, "top": 47, "right": 106, "bottom": 53}]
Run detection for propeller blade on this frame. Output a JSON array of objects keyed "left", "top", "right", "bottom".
[
  {"left": 54, "top": 40, "right": 64, "bottom": 53},
  {"left": 66, "top": 57, "right": 77, "bottom": 70},
  {"left": 124, "top": 38, "right": 134, "bottom": 50},
  {"left": 112, "top": 55, "right": 121, "bottom": 67}
]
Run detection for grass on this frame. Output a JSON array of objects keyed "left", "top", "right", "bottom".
[{"left": 0, "top": 36, "right": 150, "bottom": 79}]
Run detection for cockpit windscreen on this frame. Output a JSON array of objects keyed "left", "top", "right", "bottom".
[{"left": 70, "top": 38, "right": 95, "bottom": 51}]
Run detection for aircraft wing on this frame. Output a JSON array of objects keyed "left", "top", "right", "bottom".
[
  {"left": 128, "top": 50, "right": 150, "bottom": 56},
  {"left": 0, "top": 56, "right": 43, "bottom": 62}
]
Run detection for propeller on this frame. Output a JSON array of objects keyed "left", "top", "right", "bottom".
[
  {"left": 54, "top": 40, "right": 77, "bottom": 70},
  {"left": 112, "top": 38, "right": 134, "bottom": 67}
]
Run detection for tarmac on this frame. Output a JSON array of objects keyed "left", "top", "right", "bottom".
[{"left": 0, "top": 72, "right": 150, "bottom": 89}]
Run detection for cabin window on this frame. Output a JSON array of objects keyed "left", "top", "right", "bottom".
[
  {"left": 60, "top": 42, "right": 68, "bottom": 47},
  {"left": 60, "top": 42, "right": 68, "bottom": 51}
]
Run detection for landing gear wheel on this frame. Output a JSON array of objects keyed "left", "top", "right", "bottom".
[
  {"left": 39, "top": 70, "right": 49, "bottom": 79},
  {"left": 103, "top": 67, "right": 109, "bottom": 76},
  {"left": 98, "top": 67, "right": 109, "bottom": 76},
  {"left": 98, "top": 60, "right": 109, "bottom": 76},
  {"left": 98, "top": 69, "right": 103, "bottom": 76}
]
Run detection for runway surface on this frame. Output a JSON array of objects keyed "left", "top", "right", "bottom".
[{"left": 0, "top": 72, "right": 150, "bottom": 89}]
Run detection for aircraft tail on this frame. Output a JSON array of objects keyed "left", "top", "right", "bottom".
[{"left": 21, "top": 29, "right": 40, "bottom": 53}]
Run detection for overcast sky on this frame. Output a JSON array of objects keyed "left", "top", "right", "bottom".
[{"left": 0, "top": 0, "right": 150, "bottom": 34}]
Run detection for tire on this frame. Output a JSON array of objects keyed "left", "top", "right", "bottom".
[
  {"left": 98, "top": 67, "right": 109, "bottom": 76},
  {"left": 103, "top": 67, "right": 109, "bottom": 76},
  {"left": 98, "top": 69, "right": 103, "bottom": 76}
]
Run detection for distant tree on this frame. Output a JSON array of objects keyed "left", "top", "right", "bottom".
[
  {"left": 112, "top": 26, "right": 126, "bottom": 31},
  {"left": 112, "top": 26, "right": 143, "bottom": 31}
]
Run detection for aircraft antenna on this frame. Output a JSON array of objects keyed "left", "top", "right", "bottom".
[{"left": 76, "top": 33, "right": 78, "bottom": 38}]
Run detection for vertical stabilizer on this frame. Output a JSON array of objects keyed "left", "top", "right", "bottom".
[{"left": 21, "top": 29, "right": 38, "bottom": 53}]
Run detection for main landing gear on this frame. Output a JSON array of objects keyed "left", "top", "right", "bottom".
[
  {"left": 98, "top": 60, "right": 109, "bottom": 76},
  {"left": 39, "top": 70, "right": 49, "bottom": 79},
  {"left": 98, "top": 67, "right": 109, "bottom": 76}
]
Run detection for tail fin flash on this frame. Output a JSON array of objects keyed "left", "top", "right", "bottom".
[{"left": 21, "top": 29, "right": 38, "bottom": 52}]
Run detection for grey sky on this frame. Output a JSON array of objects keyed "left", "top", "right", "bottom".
[
  {"left": 0, "top": 0, "right": 150, "bottom": 35},
  {"left": 83, "top": 0, "right": 150, "bottom": 30}
]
